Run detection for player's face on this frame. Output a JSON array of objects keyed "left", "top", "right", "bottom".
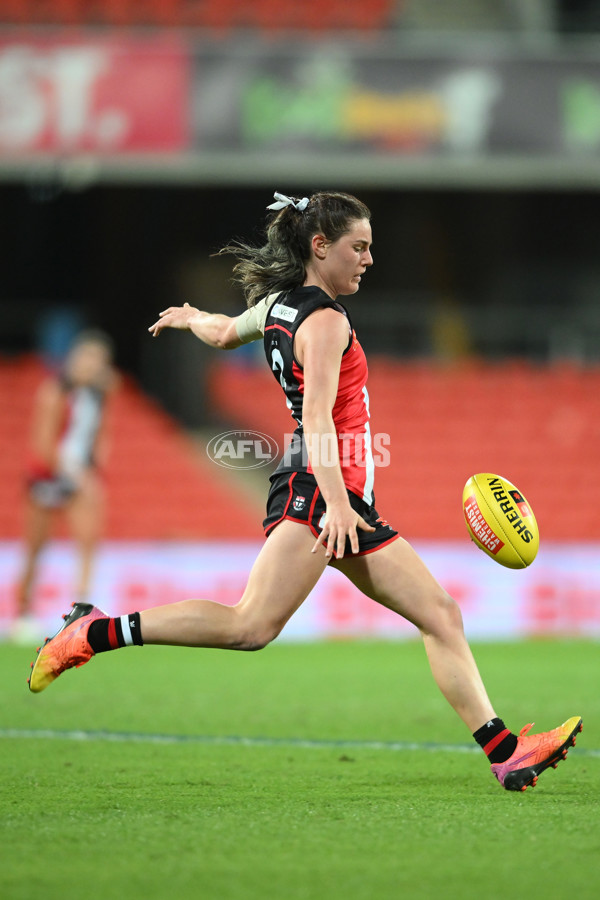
[
  {"left": 67, "top": 342, "right": 110, "bottom": 385},
  {"left": 320, "top": 218, "right": 373, "bottom": 297}
]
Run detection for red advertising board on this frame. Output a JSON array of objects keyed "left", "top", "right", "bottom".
[
  {"left": 0, "top": 35, "right": 189, "bottom": 153},
  {"left": 1, "top": 541, "right": 599, "bottom": 641}
]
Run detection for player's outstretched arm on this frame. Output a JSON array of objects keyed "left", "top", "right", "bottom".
[{"left": 148, "top": 302, "right": 244, "bottom": 350}]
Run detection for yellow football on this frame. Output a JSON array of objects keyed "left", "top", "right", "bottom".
[{"left": 463, "top": 473, "right": 539, "bottom": 569}]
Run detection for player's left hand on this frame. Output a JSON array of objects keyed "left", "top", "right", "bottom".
[{"left": 312, "top": 504, "right": 375, "bottom": 560}]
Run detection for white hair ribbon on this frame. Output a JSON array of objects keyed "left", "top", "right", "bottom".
[{"left": 267, "top": 192, "right": 310, "bottom": 212}]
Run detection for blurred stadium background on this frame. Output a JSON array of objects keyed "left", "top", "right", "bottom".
[{"left": 1, "top": 0, "right": 599, "bottom": 640}]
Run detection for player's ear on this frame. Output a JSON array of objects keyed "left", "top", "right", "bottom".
[{"left": 311, "top": 234, "right": 329, "bottom": 260}]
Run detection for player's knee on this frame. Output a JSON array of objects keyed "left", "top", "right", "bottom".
[
  {"left": 428, "top": 588, "right": 465, "bottom": 638},
  {"left": 440, "top": 591, "right": 463, "bottom": 632},
  {"left": 232, "top": 622, "right": 281, "bottom": 652}
]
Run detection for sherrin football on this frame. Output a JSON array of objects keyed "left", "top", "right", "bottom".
[{"left": 463, "top": 473, "right": 539, "bottom": 569}]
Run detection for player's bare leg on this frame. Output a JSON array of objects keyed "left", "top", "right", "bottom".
[
  {"left": 332, "top": 538, "right": 582, "bottom": 790},
  {"left": 332, "top": 537, "right": 495, "bottom": 732},
  {"left": 66, "top": 471, "right": 105, "bottom": 601},
  {"left": 29, "top": 521, "right": 330, "bottom": 691},
  {"left": 14, "top": 500, "right": 52, "bottom": 634},
  {"left": 140, "top": 520, "right": 330, "bottom": 648}
]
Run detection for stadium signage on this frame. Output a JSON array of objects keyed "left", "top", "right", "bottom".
[
  {"left": 1, "top": 34, "right": 600, "bottom": 182},
  {"left": 0, "top": 35, "right": 188, "bottom": 153}
]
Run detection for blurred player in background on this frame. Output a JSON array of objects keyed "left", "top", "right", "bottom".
[
  {"left": 28, "top": 193, "right": 581, "bottom": 792},
  {"left": 13, "top": 330, "right": 116, "bottom": 642}
]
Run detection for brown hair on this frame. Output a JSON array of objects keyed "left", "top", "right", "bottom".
[{"left": 217, "top": 191, "right": 371, "bottom": 307}]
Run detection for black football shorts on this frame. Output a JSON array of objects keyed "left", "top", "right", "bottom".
[
  {"left": 263, "top": 470, "right": 399, "bottom": 557},
  {"left": 27, "top": 475, "right": 78, "bottom": 509}
]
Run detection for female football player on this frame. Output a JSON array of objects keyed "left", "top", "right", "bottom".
[
  {"left": 29, "top": 192, "right": 581, "bottom": 791},
  {"left": 14, "top": 330, "right": 115, "bottom": 641}
]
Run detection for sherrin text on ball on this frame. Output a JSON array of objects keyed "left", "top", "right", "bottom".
[{"left": 463, "top": 473, "right": 539, "bottom": 569}]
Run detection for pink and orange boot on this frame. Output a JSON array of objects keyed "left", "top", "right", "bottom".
[
  {"left": 28, "top": 602, "right": 107, "bottom": 693},
  {"left": 491, "top": 717, "right": 583, "bottom": 791}
]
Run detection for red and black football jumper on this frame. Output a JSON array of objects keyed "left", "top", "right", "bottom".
[{"left": 262, "top": 285, "right": 398, "bottom": 555}]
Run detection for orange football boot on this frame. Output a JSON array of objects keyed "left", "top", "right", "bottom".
[
  {"left": 28, "top": 602, "right": 107, "bottom": 693},
  {"left": 491, "top": 717, "right": 582, "bottom": 791}
]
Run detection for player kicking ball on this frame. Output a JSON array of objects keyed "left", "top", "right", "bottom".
[{"left": 28, "top": 190, "right": 582, "bottom": 792}]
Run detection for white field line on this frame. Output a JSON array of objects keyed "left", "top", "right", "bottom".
[{"left": 0, "top": 728, "right": 598, "bottom": 756}]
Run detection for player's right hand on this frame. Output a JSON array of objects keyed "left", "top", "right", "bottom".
[{"left": 148, "top": 302, "right": 200, "bottom": 337}]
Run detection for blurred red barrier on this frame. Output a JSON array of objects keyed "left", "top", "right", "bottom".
[{"left": 0, "top": 0, "right": 398, "bottom": 31}]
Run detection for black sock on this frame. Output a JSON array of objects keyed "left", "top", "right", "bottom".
[
  {"left": 88, "top": 612, "right": 144, "bottom": 654},
  {"left": 473, "top": 717, "right": 518, "bottom": 763}
]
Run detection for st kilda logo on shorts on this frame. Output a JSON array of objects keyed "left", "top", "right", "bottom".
[
  {"left": 206, "top": 431, "right": 279, "bottom": 469},
  {"left": 293, "top": 496, "right": 306, "bottom": 512}
]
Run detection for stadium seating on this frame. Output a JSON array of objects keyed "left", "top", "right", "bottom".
[
  {"left": 0, "top": 0, "right": 398, "bottom": 32},
  {"left": 4, "top": 353, "right": 597, "bottom": 542},
  {"left": 0, "top": 355, "right": 261, "bottom": 540},
  {"left": 206, "top": 356, "right": 600, "bottom": 541}
]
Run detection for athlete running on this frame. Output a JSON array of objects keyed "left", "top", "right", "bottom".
[{"left": 28, "top": 191, "right": 581, "bottom": 791}]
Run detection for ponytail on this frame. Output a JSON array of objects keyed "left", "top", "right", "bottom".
[{"left": 217, "top": 191, "right": 371, "bottom": 308}]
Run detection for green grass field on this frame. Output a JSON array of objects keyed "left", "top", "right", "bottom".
[{"left": 1, "top": 638, "right": 599, "bottom": 900}]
